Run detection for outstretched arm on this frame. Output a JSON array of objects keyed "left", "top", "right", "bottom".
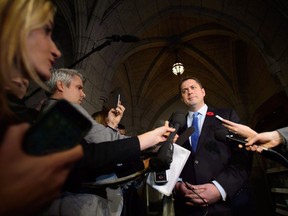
[
  {"left": 137, "top": 121, "right": 175, "bottom": 150},
  {"left": 80, "top": 121, "right": 175, "bottom": 169}
]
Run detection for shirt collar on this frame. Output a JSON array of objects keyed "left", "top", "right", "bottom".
[{"left": 188, "top": 104, "right": 208, "bottom": 118}]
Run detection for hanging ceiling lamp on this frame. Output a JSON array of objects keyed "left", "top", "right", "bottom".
[{"left": 172, "top": 51, "right": 184, "bottom": 75}]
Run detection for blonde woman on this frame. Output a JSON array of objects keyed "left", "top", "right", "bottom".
[{"left": 0, "top": 1, "right": 83, "bottom": 215}]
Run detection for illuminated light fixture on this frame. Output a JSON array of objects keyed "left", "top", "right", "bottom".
[
  {"left": 172, "top": 62, "right": 185, "bottom": 75},
  {"left": 172, "top": 51, "right": 184, "bottom": 75}
]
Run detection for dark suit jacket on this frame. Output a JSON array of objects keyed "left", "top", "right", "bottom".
[{"left": 174, "top": 107, "right": 253, "bottom": 216}]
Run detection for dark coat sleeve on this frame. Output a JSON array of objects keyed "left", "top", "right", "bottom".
[
  {"left": 64, "top": 137, "right": 142, "bottom": 191},
  {"left": 79, "top": 136, "right": 141, "bottom": 170}
]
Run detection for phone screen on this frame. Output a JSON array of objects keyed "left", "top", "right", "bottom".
[
  {"left": 23, "top": 100, "right": 92, "bottom": 155},
  {"left": 117, "top": 94, "right": 121, "bottom": 106},
  {"left": 215, "top": 115, "right": 224, "bottom": 122}
]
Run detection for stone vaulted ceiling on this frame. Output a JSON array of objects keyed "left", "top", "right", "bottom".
[{"left": 35, "top": 0, "right": 288, "bottom": 135}]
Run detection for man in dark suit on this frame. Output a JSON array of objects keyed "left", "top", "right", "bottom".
[{"left": 173, "top": 76, "right": 254, "bottom": 216}]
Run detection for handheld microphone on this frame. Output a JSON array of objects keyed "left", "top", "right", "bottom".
[
  {"left": 176, "top": 126, "right": 195, "bottom": 146},
  {"left": 167, "top": 112, "right": 187, "bottom": 142},
  {"left": 214, "top": 130, "right": 288, "bottom": 168},
  {"left": 105, "top": 35, "right": 139, "bottom": 42},
  {"left": 214, "top": 130, "right": 246, "bottom": 145},
  {"left": 149, "top": 111, "right": 186, "bottom": 172}
]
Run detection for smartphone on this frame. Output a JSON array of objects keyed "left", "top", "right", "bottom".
[
  {"left": 215, "top": 115, "right": 224, "bottom": 122},
  {"left": 154, "top": 171, "right": 168, "bottom": 185},
  {"left": 117, "top": 94, "right": 121, "bottom": 106},
  {"left": 23, "top": 99, "right": 92, "bottom": 155}
]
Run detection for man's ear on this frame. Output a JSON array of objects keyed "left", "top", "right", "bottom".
[{"left": 56, "top": 80, "right": 64, "bottom": 92}]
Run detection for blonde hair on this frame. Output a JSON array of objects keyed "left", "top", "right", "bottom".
[
  {"left": 0, "top": 0, "right": 55, "bottom": 117},
  {"left": 0, "top": 0, "right": 55, "bottom": 89},
  {"left": 92, "top": 111, "right": 108, "bottom": 126}
]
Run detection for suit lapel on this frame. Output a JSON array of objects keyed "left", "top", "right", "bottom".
[{"left": 196, "top": 107, "right": 215, "bottom": 153}]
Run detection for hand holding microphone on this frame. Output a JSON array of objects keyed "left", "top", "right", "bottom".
[
  {"left": 246, "top": 131, "right": 285, "bottom": 152},
  {"left": 149, "top": 111, "right": 186, "bottom": 172},
  {"left": 214, "top": 129, "right": 288, "bottom": 168},
  {"left": 215, "top": 115, "right": 284, "bottom": 151}
]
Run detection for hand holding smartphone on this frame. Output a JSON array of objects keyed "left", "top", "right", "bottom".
[{"left": 23, "top": 100, "right": 92, "bottom": 155}]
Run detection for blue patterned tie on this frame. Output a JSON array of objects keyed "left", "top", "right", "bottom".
[{"left": 191, "top": 112, "right": 199, "bottom": 152}]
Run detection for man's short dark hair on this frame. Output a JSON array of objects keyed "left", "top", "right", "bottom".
[{"left": 178, "top": 76, "right": 203, "bottom": 94}]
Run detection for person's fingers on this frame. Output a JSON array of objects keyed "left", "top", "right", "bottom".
[
  {"left": 256, "top": 146, "right": 264, "bottom": 153},
  {"left": 115, "top": 104, "right": 125, "bottom": 115},
  {"left": 245, "top": 137, "right": 256, "bottom": 147},
  {"left": 245, "top": 144, "right": 263, "bottom": 152},
  {"left": 118, "top": 104, "right": 125, "bottom": 111},
  {"left": 162, "top": 121, "right": 170, "bottom": 137},
  {"left": 221, "top": 122, "right": 229, "bottom": 127},
  {"left": 0, "top": 123, "right": 30, "bottom": 155},
  {"left": 164, "top": 120, "right": 169, "bottom": 127},
  {"left": 221, "top": 119, "right": 233, "bottom": 125}
]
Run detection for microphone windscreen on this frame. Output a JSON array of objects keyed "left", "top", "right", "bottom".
[
  {"left": 214, "top": 130, "right": 228, "bottom": 142},
  {"left": 149, "top": 111, "right": 185, "bottom": 171},
  {"left": 149, "top": 141, "right": 173, "bottom": 171},
  {"left": 169, "top": 111, "right": 186, "bottom": 128},
  {"left": 176, "top": 126, "right": 194, "bottom": 146}
]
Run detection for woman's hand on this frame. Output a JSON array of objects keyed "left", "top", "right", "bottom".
[
  {"left": 245, "top": 131, "right": 283, "bottom": 152},
  {"left": 221, "top": 118, "right": 257, "bottom": 138},
  {"left": 0, "top": 124, "right": 83, "bottom": 216}
]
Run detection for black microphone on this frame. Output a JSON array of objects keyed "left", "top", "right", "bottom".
[
  {"left": 149, "top": 111, "right": 186, "bottom": 172},
  {"left": 167, "top": 111, "right": 187, "bottom": 142},
  {"left": 214, "top": 130, "right": 246, "bottom": 145},
  {"left": 214, "top": 130, "right": 288, "bottom": 168},
  {"left": 176, "top": 126, "right": 195, "bottom": 146},
  {"left": 105, "top": 35, "right": 139, "bottom": 42}
]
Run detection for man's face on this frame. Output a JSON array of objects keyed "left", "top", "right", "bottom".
[
  {"left": 62, "top": 75, "right": 86, "bottom": 104},
  {"left": 180, "top": 79, "right": 205, "bottom": 110}
]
